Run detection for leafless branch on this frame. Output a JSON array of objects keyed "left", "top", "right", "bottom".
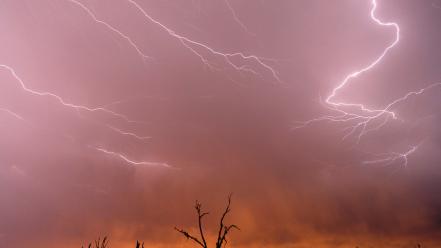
[
  {"left": 175, "top": 200, "right": 210, "bottom": 248},
  {"left": 195, "top": 200, "right": 209, "bottom": 247},
  {"left": 174, "top": 227, "right": 206, "bottom": 248},
  {"left": 135, "top": 240, "right": 145, "bottom": 248},
  {"left": 83, "top": 236, "right": 108, "bottom": 248},
  {"left": 216, "top": 194, "right": 238, "bottom": 248},
  {"left": 218, "top": 224, "right": 240, "bottom": 247},
  {"left": 176, "top": 195, "right": 239, "bottom": 248}
]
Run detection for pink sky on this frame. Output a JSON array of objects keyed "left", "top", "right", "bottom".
[{"left": 1, "top": 0, "right": 441, "bottom": 247}]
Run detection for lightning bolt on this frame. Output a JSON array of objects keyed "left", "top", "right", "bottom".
[
  {"left": 126, "top": 0, "right": 281, "bottom": 83},
  {"left": 95, "top": 147, "right": 171, "bottom": 168},
  {"left": 326, "top": 0, "right": 400, "bottom": 108},
  {"left": 0, "top": 0, "right": 167, "bottom": 168},
  {"left": 0, "top": 107, "right": 24, "bottom": 121},
  {"left": 106, "top": 124, "right": 152, "bottom": 141},
  {"left": 3, "top": 0, "right": 435, "bottom": 170},
  {"left": 1, "top": 64, "right": 164, "bottom": 167},
  {"left": 362, "top": 145, "right": 419, "bottom": 168},
  {"left": 66, "top": 0, "right": 152, "bottom": 61},
  {"left": 224, "top": 0, "right": 256, "bottom": 37},
  {"left": 293, "top": 0, "right": 441, "bottom": 167},
  {"left": 0, "top": 64, "right": 138, "bottom": 123}
]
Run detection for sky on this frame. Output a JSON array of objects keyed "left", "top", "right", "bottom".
[{"left": 1, "top": 0, "right": 441, "bottom": 247}]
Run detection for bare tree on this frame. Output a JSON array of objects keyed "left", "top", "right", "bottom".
[
  {"left": 135, "top": 240, "right": 145, "bottom": 248},
  {"left": 82, "top": 236, "right": 109, "bottom": 248},
  {"left": 175, "top": 195, "right": 239, "bottom": 248},
  {"left": 82, "top": 237, "right": 145, "bottom": 248}
]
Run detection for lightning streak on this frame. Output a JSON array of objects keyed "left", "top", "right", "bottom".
[
  {"left": 0, "top": 107, "right": 24, "bottom": 120},
  {"left": 0, "top": 108, "right": 25, "bottom": 121},
  {"left": 362, "top": 145, "right": 419, "bottom": 167},
  {"left": 106, "top": 124, "right": 152, "bottom": 141},
  {"left": 126, "top": 0, "right": 281, "bottom": 82},
  {"left": 293, "top": 0, "right": 440, "bottom": 166},
  {"left": 0, "top": 64, "right": 136, "bottom": 123},
  {"left": 95, "top": 147, "right": 171, "bottom": 168},
  {"left": 224, "top": 0, "right": 255, "bottom": 36},
  {"left": 326, "top": 0, "right": 400, "bottom": 108},
  {"left": 67, "top": 0, "right": 152, "bottom": 60},
  {"left": 0, "top": 1, "right": 159, "bottom": 168},
  {"left": 1, "top": 64, "right": 162, "bottom": 166},
  {"left": 3, "top": 0, "right": 434, "bottom": 169}
]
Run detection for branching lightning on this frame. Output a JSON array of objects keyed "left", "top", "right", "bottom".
[
  {"left": 0, "top": 64, "right": 162, "bottom": 167},
  {"left": 67, "top": 0, "right": 152, "bottom": 61},
  {"left": 0, "top": 0, "right": 281, "bottom": 170},
  {"left": 293, "top": 0, "right": 441, "bottom": 167},
  {"left": 2, "top": 0, "right": 437, "bottom": 170},
  {"left": 95, "top": 147, "right": 171, "bottom": 168},
  {"left": 106, "top": 124, "right": 152, "bottom": 141},
  {"left": 362, "top": 145, "right": 418, "bottom": 167},
  {"left": 0, "top": 64, "right": 136, "bottom": 123},
  {"left": 126, "top": 0, "right": 281, "bottom": 83}
]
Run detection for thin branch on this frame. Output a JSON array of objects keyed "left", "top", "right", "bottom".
[
  {"left": 216, "top": 194, "right": 231, "bottom": 247},
  {"left": 82, "top": 236, "right": 108, "bottom": 248},
  {"left": 135, "top": 240, "right": 145, "bottom": 248},
  {"left": 195, "top": 200, "right": 209, "bottom": 247},
  {"left": 101, "top": 237, "right": 108, "bottom": 248},
  {"left": 219, "top": 225, "right": 240, "bottom": 247},
  {"left": 174, "top": 227, "right": 206, "bottom": 248},
  {"left": 175, "top": 194, "right": 238, "bottom": 248}
]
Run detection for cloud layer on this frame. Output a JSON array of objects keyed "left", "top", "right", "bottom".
[{"left": 0, "top": 0, "right": 440, "bottom": 247}]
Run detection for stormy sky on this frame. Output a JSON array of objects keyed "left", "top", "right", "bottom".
[{"left": 1, "top": 0, "right": 441, "bottom": 247}]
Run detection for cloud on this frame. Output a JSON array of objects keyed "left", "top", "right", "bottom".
[{"left": 0, "top": 1, "right": 441, "bottom": 247}]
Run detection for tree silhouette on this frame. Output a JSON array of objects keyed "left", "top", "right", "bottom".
[
  {"left": 82, "top": 236, "right": 109, "bottom": 248},
  {"left": 82, "top": 237, "right": 145, "bottom": 248},
  {"left": 175, "top": 195, "right": 239, "bottom": 248},
  {"left": 135, "top": 240, "right": 145, "bottom": 248}
]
